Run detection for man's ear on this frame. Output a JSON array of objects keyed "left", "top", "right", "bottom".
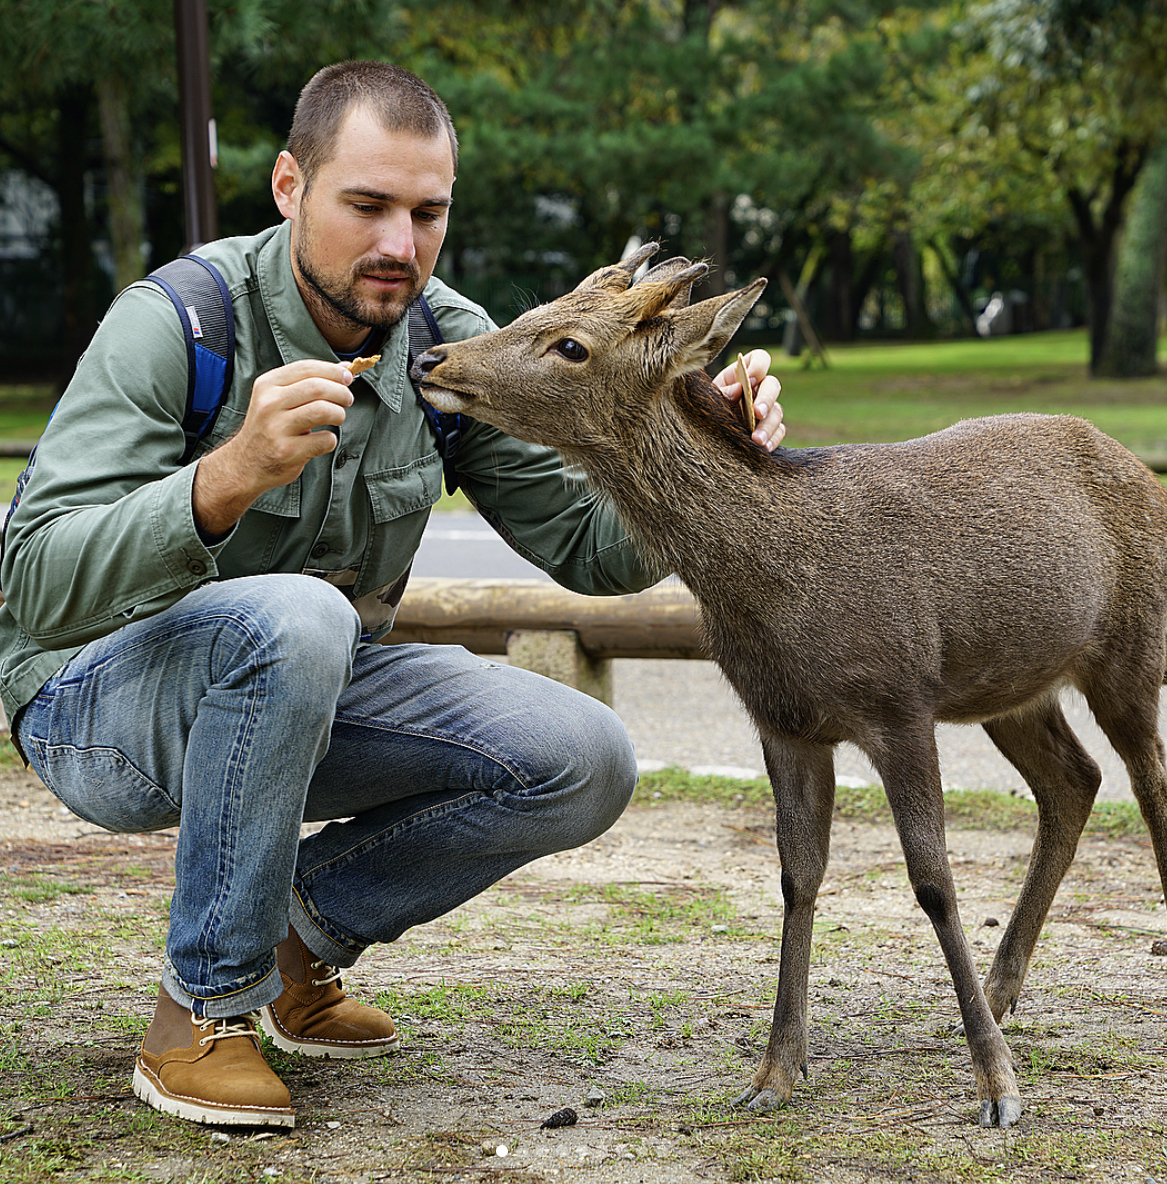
[{"left": 271, "top": 150, "right": 303, "bottom": 220}]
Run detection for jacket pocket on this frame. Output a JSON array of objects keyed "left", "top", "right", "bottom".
[
  {"left": 353, "top": 452, "right": 443, "bottom": 600},
  {"left": 363, "top": 452, "right": 443, "bottom": 523}
]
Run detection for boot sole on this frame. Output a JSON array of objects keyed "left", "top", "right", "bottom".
[
  {"left": 132, "top": 1063, "right": 295, "bottom": 1128},
  {"left": 258, "top": 1005, "right": 400, "bottom": 1059}
]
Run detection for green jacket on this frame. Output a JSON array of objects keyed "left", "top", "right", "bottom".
[{"left": 0, "top": 221, "right": 657, "bottom": 723}]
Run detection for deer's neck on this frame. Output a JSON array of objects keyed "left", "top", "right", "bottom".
[{"left": 561, "top": 373, "right": 783, "bottom": 584}]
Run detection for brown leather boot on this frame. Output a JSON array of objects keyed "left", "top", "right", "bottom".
[
  {"left": 133, "top": 987, "right": 294, "bottom": 1127},
  {"left": 258, "top": 927, "right": 399, "bottom": 1059}
]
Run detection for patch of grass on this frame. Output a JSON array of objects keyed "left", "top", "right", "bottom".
[
  {"left": 0, "top": 385, "right": 54, "bottom": 437},
  {"left": 394, "top": 1127, "right": 543, "bottom": 1180},
  {"left": 0, "top": 924, "right": 100, "bottom": 1006},
  {"left": 670, "top": 1087, "right": 1167, "bottom": 1184},
  {"left": 2, "top": 875, "right": 93, "bottom": 905},
  {"left": 0, "top": 1135, "right": 90, "bottom": 1182},
  {"left": 634, "top": 767, "right": 773, "bottom": 807},
  {"left": 435, "top": 484, "right": 473, "bottom": 511},
  {"left": 633, "top": 766, "right": 1149, "bottom": 840},
  {"left": 603, "top": 1080, "right": 658, "bottom": 1106},
  {"left": 374, "top": 979, "right": 491, "bottom": 1029},
  {"left": 547, "top": 980, "right": 593, "bottom": 1002},
  {"left": 566, "top": 880, "right": 748, "bottom": 945},
  {"left": 491, "top": 984, "right": 630, "bottom": 1065},
  {"left": 0, "top": 742, "right": 29, "bottom": 773}
]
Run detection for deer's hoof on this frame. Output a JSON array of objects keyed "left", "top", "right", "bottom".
[
  {"left": 978, "top": 1095, "right": 1022, "bottom": 1128},
  {"left": 734, "top": 1086, "right": 786, "bottom": 1112}
]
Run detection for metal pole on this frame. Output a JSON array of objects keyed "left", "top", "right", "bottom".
[{"left": 174, "top": 0, "right": 218, "bottom": 252}]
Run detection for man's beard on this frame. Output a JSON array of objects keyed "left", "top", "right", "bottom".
[{"left": 294, "top": 236, "right": 424, "bottom": 337}]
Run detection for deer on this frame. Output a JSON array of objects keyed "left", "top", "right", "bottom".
[{"left": 412, "top": 242, "right": 1167, "bottom": 1128}]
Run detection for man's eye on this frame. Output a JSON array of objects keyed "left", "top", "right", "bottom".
[{"left": 552, "top": 339, "right": 588, "bottom": 362}]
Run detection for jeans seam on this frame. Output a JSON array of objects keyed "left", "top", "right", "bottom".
[
  {"left": 194, "top": 613, "right": 273, "bottom": 981},
  {"left": 329, "top": 715, "right": 536, "bottom": 793},
  {"left": 291, "top": 885, "right": 365, "bottom": 960},
  {"left": 298, "top": 788, "right": 488, "bottom": 888}
]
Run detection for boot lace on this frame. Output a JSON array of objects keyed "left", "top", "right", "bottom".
[
  {"left": 196, "top": 1011, "right": 260, "bottom": 1047},
  {"left": 309, "top": 959, "right": 343, "bottom": 989}
]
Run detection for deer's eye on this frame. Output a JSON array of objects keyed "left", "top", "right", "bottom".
[{"left": 552, "top": 338, "right": 589, "bottom": 362}]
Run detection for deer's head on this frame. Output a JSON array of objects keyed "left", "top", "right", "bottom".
[{"left": 412, "top": 243, "right": 767, "bottom": 452}]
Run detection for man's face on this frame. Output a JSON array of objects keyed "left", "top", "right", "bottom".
[{"left": 273, "top": 105, "right": 455, "bottom": 351}]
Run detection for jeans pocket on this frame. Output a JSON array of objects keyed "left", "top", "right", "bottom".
[{"left": 25, "top": 738, "right": 181, "bottom": 833}]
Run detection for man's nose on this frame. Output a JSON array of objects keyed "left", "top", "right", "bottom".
[{"left": 376, "top": 210, "right": 417, "bottom": 261}]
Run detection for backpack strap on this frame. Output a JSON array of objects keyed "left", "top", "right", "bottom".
[
  {"left": 143, "top": 255, "right": 235, "bottom": 463},
  {"left": 2, "top": 255, "right": 235, "bottom": 575},
  {"left": 407, "top": 294, "right": 462, "bottom": 496}
]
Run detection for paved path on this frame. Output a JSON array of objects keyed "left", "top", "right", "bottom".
[{"left": 611, "top": 656, "right": 1143, "bottom": 804}]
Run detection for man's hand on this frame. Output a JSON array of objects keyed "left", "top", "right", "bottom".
[
  {"left": 192, "top": 360, "right": 355, "bottom": 536},
  {"left": 712, "top": 349, "right": 785, "bottom": 451}
]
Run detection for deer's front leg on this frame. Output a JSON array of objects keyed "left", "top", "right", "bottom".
[
  {"left": 877, "top": 738, "right": 1022, "bottom": 1128},
  {"left": 736, "top": 737, "right": 835, "bottom": 1111}
]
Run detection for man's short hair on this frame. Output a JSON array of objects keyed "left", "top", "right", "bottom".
[{"left": 287, "top": 60, "right": 459, "bottom": 188}]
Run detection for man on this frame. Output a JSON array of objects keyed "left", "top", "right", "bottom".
[{"left": 0, "top": 61, "right": 784, "bottom": 1127}]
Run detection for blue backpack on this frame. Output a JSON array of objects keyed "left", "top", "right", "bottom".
[{"left": 3, "top": 254, "right": 462, "bottom": 557}]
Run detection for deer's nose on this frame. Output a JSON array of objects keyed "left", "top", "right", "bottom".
[{"left": 411, "top": 347, "right": 447, "bottom": 380}]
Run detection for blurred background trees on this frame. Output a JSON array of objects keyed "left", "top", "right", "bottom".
[{"left": 0, "top": 0, "right": 1163, "bottom": 382}]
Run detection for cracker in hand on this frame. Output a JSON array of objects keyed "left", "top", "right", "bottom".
[
  {"left": 735, "top": 353, "right": 755, "bottom": 433},
  {"left": 343, "top": 354, "right": 381, "bottom": 376}
]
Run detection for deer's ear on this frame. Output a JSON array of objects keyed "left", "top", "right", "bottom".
[
  {"left": 635, "top": 257, "right": 705, "bottom": 308},
  {"left": 627, "top": 263, "right": 710, "bottom": 319},
  {"left": 668, "top": 279, "right": 768, "bottom": 372}
]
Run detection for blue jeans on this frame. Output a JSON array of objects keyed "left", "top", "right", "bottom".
[{"left": 18, "top": 574, "right": 637, "bottom": 1018}]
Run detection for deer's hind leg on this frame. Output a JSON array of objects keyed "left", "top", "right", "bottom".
[
  {"left": 980, "top": 698, "right": 1102, "bottom": 1023},
  {"left": 737, "top": 734, "right": 835, "bottom": 1113},
  {"left": 1079, "top": 663, "right": 1167, "bottom": 927}
]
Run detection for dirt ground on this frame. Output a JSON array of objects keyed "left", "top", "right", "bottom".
[{"left": 2, "top": 757, "right": 1166, "bottom": 1184}]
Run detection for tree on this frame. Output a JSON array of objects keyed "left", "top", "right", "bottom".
[
  {"left": 910, "top": 0, "right": 1167, "bottom": 370},
  {"left": 1096, "top": 138, "right": 1167, "bottom": 377},
  {"left": 0, "top": 0, "right": 414, "bottom": 375},
  {"left": 407, "top": 0, "right": 907, "bottom": 336}
]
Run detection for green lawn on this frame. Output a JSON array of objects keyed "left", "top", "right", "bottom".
[{"left": 769, "top": 329, "right": 1167, "bottom": 458}]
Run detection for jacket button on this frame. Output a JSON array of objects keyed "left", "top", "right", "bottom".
[
  {"left": 311, "top": 543, "right": 330, "bottom": 559},
  {"left": 188, "top": 559, "right": 207, "bottom": 576}
]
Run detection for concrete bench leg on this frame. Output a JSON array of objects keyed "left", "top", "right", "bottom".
[{"left": 505, "top": 629, "right": 613, "bottom": 705}]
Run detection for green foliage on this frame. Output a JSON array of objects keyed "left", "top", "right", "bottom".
[{"left": 0, "top": 1, "right": 1164, "bottom": 369}]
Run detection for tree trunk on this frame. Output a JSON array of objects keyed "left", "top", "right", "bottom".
[
  {"left": 849, "top": 240, "right": 887, "bottom": 337},
  {"left": 682, "top": 0, "right": 718, "bottom": 37},
  {"left": 893, "top": 229, "right": 933, "bottom": 337},
  {"left": 57, "top": 85, "right": 100, "bottom": 384},
  {"left": 820, "top": 231, "right": 854, "bottom": 342},
  {"left": 703, "top": 193, "right": 729, "bottom": 297},
  {"left": 1066, "top": 140, "right": 1147, "bottom": 375},
  {"left": 95, "top": 71, "right": 146, "bottom": 295},
  {"left": 929, "top": 237, "right": 978, "bottom": 334},
  {"left": 1096, "top": 139, "right": 1167, "bottom": 377}
]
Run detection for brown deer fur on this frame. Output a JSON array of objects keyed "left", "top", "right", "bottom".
[{"left": 413, "top": 243, "right": 1167, "bottom": 1128}]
